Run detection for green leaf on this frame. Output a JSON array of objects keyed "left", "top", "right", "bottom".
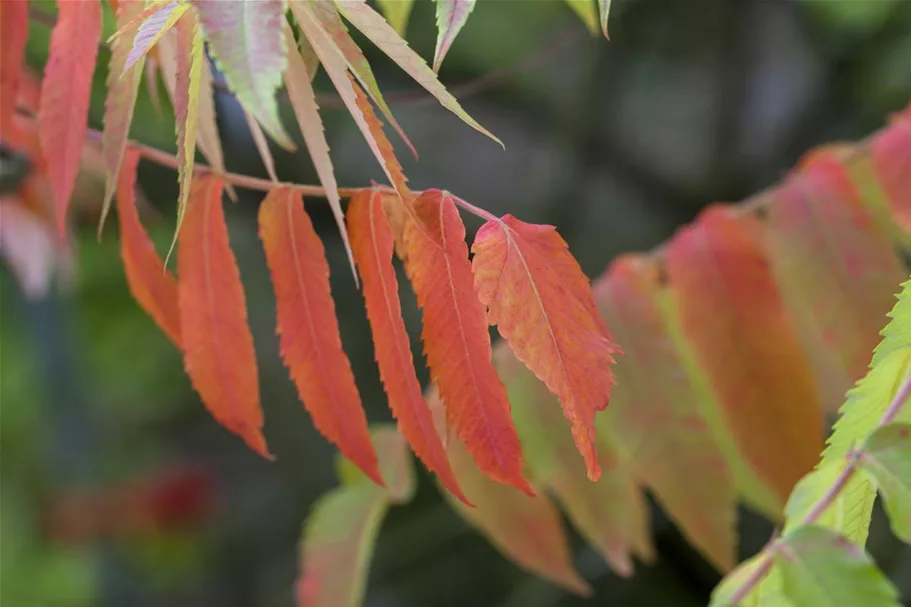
[
  {"left": 709, "top": 553, "right": 793, "bottom": 607},
  {"left": 774, "top": 526, "right": 900, "bottom": 607},
  {"left": 785, "top": 279, "right": 911, "bottom": 544},
  {"left": 376, "top": 0, "right": 414, "bottom": 36},
  {"left": 433, "top": 0, "right": 476, "bottom": 72},
  {"left": 861, "top": 422, "right": 911, "bottom": 542},
  {"left": 297, "top": 426, "right": 415, "bottom": 607},
  {"left": 192, "top": 0, "right": 293, "bottom": 148},
  {"left": 563, "top": 0, "right": 599, "bottom": 34}
]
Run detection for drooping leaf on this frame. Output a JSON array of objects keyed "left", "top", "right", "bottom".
[
  {"left": 432, "top": 0, "right": 476, "bottom": 72},
  {"left": 498, "top": 346, "right": 654, "bottom": 576},
  {"left": 193, "top": 0, "right": 293, "bottom": 148},
  {"left": 300, "top": 0, "right": 415, "bottom": 157},
  {"left": 116, "top": 148, "right": 180, "bottom": 346},
  {"left": 296, "top": 426, "right": 415, "bottom": 607},
  {"left": 0, "top": 0, "right": 29, "bottom": 139},
  {"left": 785, "top": 279, "right": 911, "bottom": 544},
  {"left": 404, "top": 190, "right": 531, "bottom": 494},
  {"left": 426, "top": 387, "right": 591, "bottom": 595},
  {"left": 594, "top": 255, "right": 736, "bottom": 572},
  {"left": 123, "top": 0, "right": 189, "bottom": 73},
  {"left": 598, "top": 0, "right": 612, "bottom": 38},
  {"left": 774, "top": 526, "right": 900, "bottom": 607},
  {"left": 242, "top": 107, "right": 279, "bottom": 182},
  {"left": 471, "top": 214, "right": 618, "bottom": 480},
  {"left": 860, "top": 423, "right": 911, "bottom": 542},
  {"left": 100, "top": 0, "right": 148, "bottom": 236},
  {"left": 38, "top": 0, "right": 102, "bottom": 234},
  {"left": 563, "top": 0, "right": 599, "bottom": 34},
  {"left": 346, "top": 189, "right": 466, "bottom": 502},
  {"left": 292, "top": 4, "right": 403, "bottom": 193},
  {"left": 168, "top": 8, "right": 204, "bottom": 262},
  {"left": 258, "top": 187, "right": 381, "bottom": 485},
  {"left": 335, "top": 0, "right": 502, "bottom": 147},
  {"left": 766, "top": 151, "right": 906, "bottom": 410},
  {"left": 376, "top": 0, "right": 414, "bottom": 36},
  {"left": 664, "top": 205, "right": 824, "bottom": 505},
  {"left": 871, "top": 115, "right": 911, "bottom": 234},
  {"left": 177, "top": 175, "right": 270, "bottom": 459},
  {"left": 155, "top": 26, "right": 231, "bottom": 193}
]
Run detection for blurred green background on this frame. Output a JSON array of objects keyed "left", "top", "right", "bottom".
[{"left": 4, "top": 0, "right": 911, "bottom": 605}]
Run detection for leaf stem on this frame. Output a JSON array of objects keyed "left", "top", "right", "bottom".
[
  {"left": 451, "top": 194, "right": 499, "bottom": 222},
  {"left": 722, "top": 368, "right": 911, "bottom": 604}
]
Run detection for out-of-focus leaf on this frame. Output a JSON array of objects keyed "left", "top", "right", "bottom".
[
  {"left": 861, "top": 423, "right": 911, "bottom": 542},
  {"left": 177, "top": 176, "right": 270, "bottom": 459},
  {"left": 664, "top": 205, "right": 824, "bottom": 505},
  {"left": 563, "top": 0, "right": 599, "bottom": 34},
  {"left": 296, "top": 426, "right": 415, "bottom": 607},
  {"left": 426, "top": 387, "right": 591, "bottom": 595},
  {"left": 472, "top": 214, "right": 618, "bottom": 480},
  {"left": 335, "top": 0, "right": 502, "bottom": 147},
  {"left": 193, "top": 0, "right": 293, "bottom": 148},
  {"left": 871, "top": 115, "right": 911, "bottom": 234},
  {"left": 38, "top": 0, "right": 102, "bottom": 234},
  {"left": 116, "top": 148, "right": 181, "bottom": 346},
  {"left": 0, "top": 0, "right": 29, "bottom": 139},
  {"left": 346, "top": 189, "right": 466, "bottom": 502},
  {"left": 376, "top": 0, "right": 414, "bottom": 36},
  {"left": 404, "top": 191, "right": 531, "bottom": 494},
  {"left": 595, "top": 255, "right": 736, "bottom": 571},
  {"left": 767, "top": 150, "right": 906, "bottom": 411},
  {"left": 774, "top": 526, "right": 900, "bottom": 606},
  {"left": 259, "top": 187, "right": 381, "bottom": 485},
  {"left": 498, "top": 346, "right": 653, "bottom": 576},
  {"left": 598, "top": 0, "right": 611, "bottom": 38},
  {"left": 0, "top": 197, "right": 58, "bottom": 300},
  {"left": 433, "top": 0, "right": 476, "bottom": 72}
]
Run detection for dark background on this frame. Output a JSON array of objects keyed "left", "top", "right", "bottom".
[{"left": 4, "top": 0, "right": 911, "bottom": 605}]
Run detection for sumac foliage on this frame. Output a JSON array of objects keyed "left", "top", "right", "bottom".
[{"left": 4, "top": 0, "right": 911, "bottom": 605}]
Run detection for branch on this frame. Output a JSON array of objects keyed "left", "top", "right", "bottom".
[{"left": 723, "top": 368, "right": 911, "bottom": 604}]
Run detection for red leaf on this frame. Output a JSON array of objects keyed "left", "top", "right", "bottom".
[
  {"left": 347, "top": 189, "right": 467, "bottom": 502},
  {"left": 403, "top": 190, "right": 531, "bottom": 494},
  {"left": 116, "top": 147, "right": 180, "bottom": 346},
  {"left": 472, "top": 214, "right": 618, "bottom": 480},
  {"left": 871, "top": 116, "right": 911, "bottom": 234},
  {"left": 38, "top": 0, "right": 102, "bottom": 235},
  {"left": 258, "top": 187, "right": 381, "bottom": 484},
  {"left": 664, "top": 206, "right": 824, "bottom": 503},
  {"left": 178, "top": 176, "right": 270, "bottom": 459},
  {"left": 0, "top": 0, "right": 29, "bottom": 139}
]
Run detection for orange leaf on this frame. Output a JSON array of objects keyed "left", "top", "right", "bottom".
[
  {"left": 768, "top": 151, "right": 906, "bottom": 409},
  {"left": 0, "top": 0, "right": 29, "bottom": 140},
  {"left": 258, "top": 187, "right": 381, "bottom": 484},
  {"left": 347, "top": 189, "right": 467, "bottom": 502},
  {"left": 38, "top": 0, "right": 102, "bottom": 235},
  {"left": 116, "top": 147, "right": 180, "bottom": 346},
  {"left": 663, "top": 206, "right": 824, "bottom": 503},
  {"left": 594, "top": 255, "right": 736, "bottom": 572},
  {"left": 471, "top": 214, "right": 618, "bottom": 480},
  {"left": 426, "top": 387, "right": 590, "bottom": 595},
  {"left": 871, "top": 115, "right": 911, "bottom": 234},
  {"left": 403, "top": 190, "right": 531, "bottom": 494},
  {"left": 178, "top": 176, "right": 270, "bottom": 459}
]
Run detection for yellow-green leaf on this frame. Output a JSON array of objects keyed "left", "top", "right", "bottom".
[{"left": 861, "top": 422, "right": 911, "bottom": 542}]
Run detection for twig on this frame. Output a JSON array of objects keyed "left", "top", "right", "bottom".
[{"left": 723, "top": 369, "right": 911, "bottom": 604}]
